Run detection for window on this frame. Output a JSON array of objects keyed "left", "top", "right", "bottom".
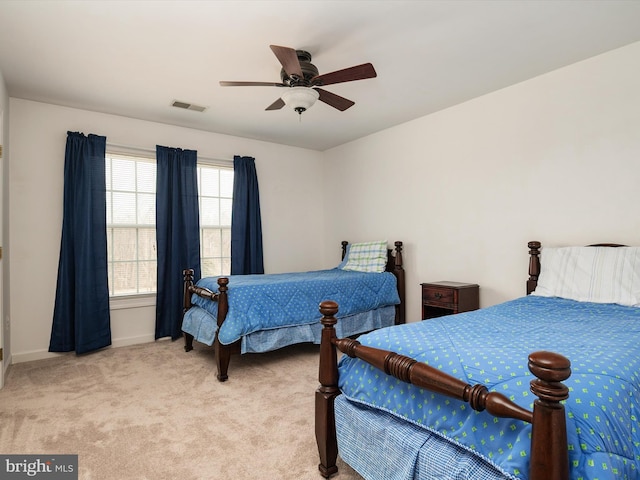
[
  {"left": 198, "top": 164, "right": 234, "bottom": 277},
  {"left": 105, "top": 153, "right": 233, "bottom": 297},
  {"left": 106, "top": 153, "right": 157, "bottom": 296}
]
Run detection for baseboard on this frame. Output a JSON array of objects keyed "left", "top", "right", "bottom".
[
  {"left": 2, "top": 353, "right": 10, "bottom": 389},
  {"left": 11, "top": 334, "right": 157, "bottom": 364},
  {"left": 112, "top": 333, "right": 157, "bottom": 349},
  {"left": 10, "top": 349, "right": 67, "bottom": 364}
]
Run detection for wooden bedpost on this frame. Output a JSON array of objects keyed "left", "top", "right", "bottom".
[
  {"left": 213, "top": 277, "right": 230, "bottom": 382},
  {"left": 341, "top": 241, "right": 348, "bottom": 260},
  {"left": 527, "top": 241, "right": 541, "bottom": 294},
  {"left": 183, "top": 269, "right": 195, "bottom": 352},
  {"left": 315, "top": 300, "right": 340, "bottom": 478},
  {"left": 394, "top": 241, "right": 405, "bottom": 324},
  {"left": 528, "top": 351, "right": 571, "bottom": 480}
]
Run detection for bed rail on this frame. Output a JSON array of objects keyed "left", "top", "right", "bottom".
[{"left": 315, "top": 300, "right": 571, "bottom": 480}]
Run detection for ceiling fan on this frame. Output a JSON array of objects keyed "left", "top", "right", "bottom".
[{"left": 219, "top": 45, "right": 377, "bottom": 115}]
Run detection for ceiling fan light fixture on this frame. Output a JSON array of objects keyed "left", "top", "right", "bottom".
[{"left": 281, "top": 86, "right": 319, "bottom": 115}]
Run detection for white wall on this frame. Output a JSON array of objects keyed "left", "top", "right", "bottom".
[
  {"left": 324, "top": 41, "right": 640, "bottom": 321},
  {"left": 8, "top": 100, "right": 325, "bottom": 362},
  {"left": 0, "top": 69, "right": 8, "bottom": 384},
  {"left": 7, "top": 40, "right": 640, "bottom": 362}
]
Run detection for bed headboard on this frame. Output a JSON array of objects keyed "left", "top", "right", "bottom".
[
  {"left": 526, "top": 241, "right": 542, "bottom": 295},
  {"left": 341, "top": 240, "right": 406, "bottom": 324},
  {"left": 526, "top": 241, "right": 626, "bottom": 295}
]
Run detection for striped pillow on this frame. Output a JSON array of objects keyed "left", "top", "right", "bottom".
[
  {"left": 341, "top": 241, "right": 388, "bottom": 273},
  {"left": 532, "top": 246, "right": 640, "bottom": 306}
]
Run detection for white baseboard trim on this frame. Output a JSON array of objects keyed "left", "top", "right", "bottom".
[
  {"left": 2, "top": 354, "right": 11, "bottom": 389},
  {"left": 11, "top": 334, "right": 157, "bottom": 364},
  {"left": 112, "top": 333, "right": 157, "bottom": 349}
]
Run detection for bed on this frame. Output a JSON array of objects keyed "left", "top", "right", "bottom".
[
  {"left": 181, "top": 240, "right": 406, "bottom": 381},
  {"left": 316, "top": 241, "right": 640, "bottom": 480}
]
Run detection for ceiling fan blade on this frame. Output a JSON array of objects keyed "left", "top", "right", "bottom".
[
  {"left": 311, "top": 63, "right": 377, "bottom": 87},
  {"left": 315, "top": 88, "right": 355, "bottom": 111},
  {"left": 270, "top": 45, "right": 303, "bottom": 79},
  {"left": 220, "top": 81, "right": 286, "bottom": 87},
  {"left": 265, "top": 97, "right": 285, "bottom": 111}
]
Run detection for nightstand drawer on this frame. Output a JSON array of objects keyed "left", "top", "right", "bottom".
[
  {"left": 421, "top": 282, "right": 479, "bottom": 320},
  {"left": 422, "top": 286, "right": 454, "bottom": 306}
]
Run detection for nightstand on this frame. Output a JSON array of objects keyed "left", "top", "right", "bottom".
[{"left": 421, "top": 281, "right": 479, "bottom": 319}]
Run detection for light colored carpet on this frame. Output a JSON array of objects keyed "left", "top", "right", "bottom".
[{"left": 0, "top": 340, "right": 364, "bottom": 480}]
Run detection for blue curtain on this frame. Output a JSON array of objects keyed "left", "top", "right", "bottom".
[
  {"left": 231, "top": 155, "right": 264, "bottom": 275},
  {"left": 50, "top": 132, "right": 111, "bottom": 354},
  {"left": 155, "top": 145, "right": 201, "bottom": 340}
]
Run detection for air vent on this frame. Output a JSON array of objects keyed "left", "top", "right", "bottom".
[{"left": 171, "top": 100, "right": 207, "bottom": 112}]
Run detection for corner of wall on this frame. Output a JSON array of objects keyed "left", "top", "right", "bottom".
[{"left": 0, "top": 68, "right": 10, "bottom": 388}]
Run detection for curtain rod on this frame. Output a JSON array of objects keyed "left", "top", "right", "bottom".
[{"left": 105, "top": 141, "right": 232, "bottom": 165}]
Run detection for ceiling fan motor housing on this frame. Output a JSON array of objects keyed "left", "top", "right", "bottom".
[{"left": 280, "top": 50, "right": 319, "bottom": 86}]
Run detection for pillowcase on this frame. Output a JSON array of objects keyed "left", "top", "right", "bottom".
[
  {"left": 532, "top": 246, "right": 640, "bottom": 306},
  {"left": 340, "top": 240, "right": 388, "bottom": 273}
]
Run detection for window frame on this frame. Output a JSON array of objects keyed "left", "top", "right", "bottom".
[
  {"left": 105, "top": 150, "right": 233, "bottom": 304},
  {"left": 197, "top": 160, "right": 234, "bottom": 279},
  {"left": 105, "top": 152, "right": 158, "bottom": 299}
]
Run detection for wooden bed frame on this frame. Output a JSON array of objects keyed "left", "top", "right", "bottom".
[
  {"left": 315, "top": 240, "right": 573, "bottom": 480},
  {"left": 182, "top": 241, "right": 406, "bottom": 382}
]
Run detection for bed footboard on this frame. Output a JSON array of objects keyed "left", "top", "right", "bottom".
[
  {"left": 182, "top": 269, "right": 234, "bottom": 381},
  {"left": 315, "top": 300, "right": 571, "bottom": 480}
]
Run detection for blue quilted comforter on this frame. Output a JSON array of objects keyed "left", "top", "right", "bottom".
[
  {"left": 338, "top": 295, "right": 640, "bottom": 480},
  {"left": 189, "top": 268, "right": 399, "bottom": 345}
]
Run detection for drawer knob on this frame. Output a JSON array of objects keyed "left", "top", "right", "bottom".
[{"left": 434, "top": 292, "right": 442, "bottom": 299}]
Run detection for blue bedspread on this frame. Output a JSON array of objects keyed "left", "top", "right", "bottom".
[
  {"left": 188, "top": 268, "right": 399, "bottom": 346},
  {"left": 338, "top": 295, "right": 640, "bottom": 480}
]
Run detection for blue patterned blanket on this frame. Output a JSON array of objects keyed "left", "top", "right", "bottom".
[
  {"left": 338, "top": 295, "right": 640, "bottom": 480},
  {"left": 186, "top": 269, "right": 399, "bottom": 345}
]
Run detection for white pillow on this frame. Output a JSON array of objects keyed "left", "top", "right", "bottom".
[
  {"left": 341, "top": 240, "right": 388, "bottom": 273},
  {"left": 532, "top": 246, "right": 640, "bottom": 306}
]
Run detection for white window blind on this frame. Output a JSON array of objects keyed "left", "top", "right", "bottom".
[
  {"left": 106, "top": 153, "right": 157, "bottom": 296},
  {"left": 198, "top": 164, "right": 233, "bottom": 277}
]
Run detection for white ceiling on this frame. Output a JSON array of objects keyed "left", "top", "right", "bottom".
[{"left": 1, "top": 0, "right": 640, "bottom": 151}]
